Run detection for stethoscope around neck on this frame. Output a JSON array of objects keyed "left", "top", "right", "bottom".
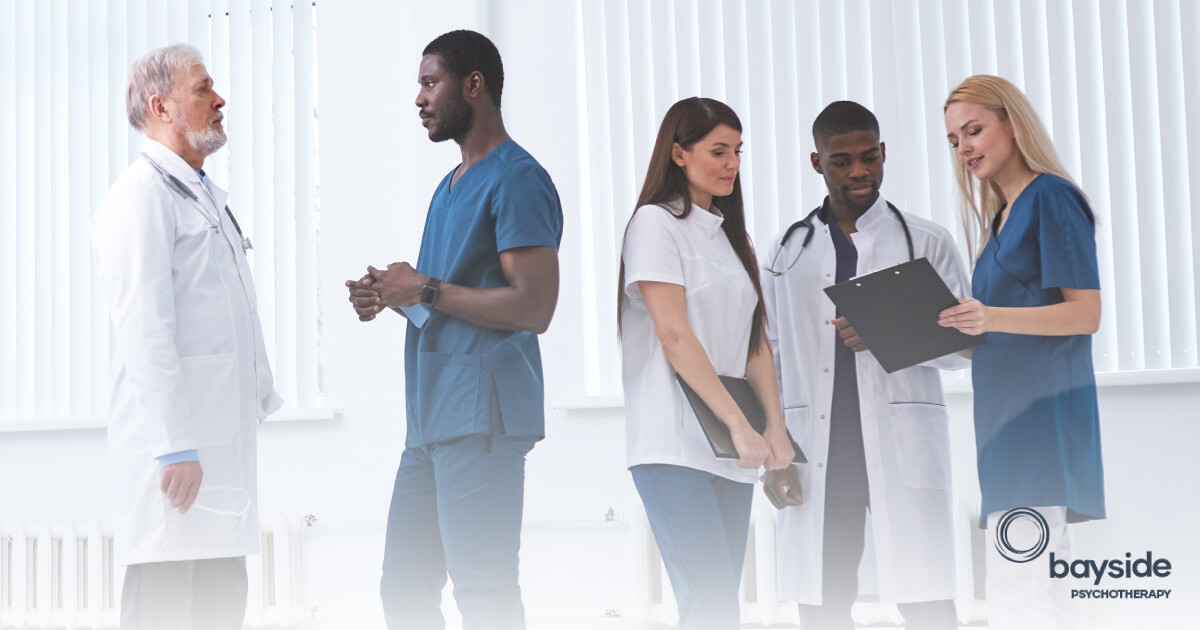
[
  {"left": 765, "top": 198, "right": 915, "bottom": 276},
  {"left": 142, "top": 152, "right": 253, "bottom": 253}
]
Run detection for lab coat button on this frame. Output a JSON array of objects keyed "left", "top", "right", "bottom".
[
  {"left": 820, "top": 414, "right": 826, "bottom": 419},
  {"left": 826, "top": 273, "right": 831, "bottom": 278},
  {"left": 823, "top": 367, "right": 830, "bottom": 373}
]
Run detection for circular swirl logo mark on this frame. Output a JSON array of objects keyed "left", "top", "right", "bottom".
[{"left": 994, "top": 507, "right": 1050, "bottom": 563}]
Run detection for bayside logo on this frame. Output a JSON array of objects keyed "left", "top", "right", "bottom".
[
  {"left": 994, "top": 507, "right": 1049, "bottom": 563},
  {"left": 993, "top": 507, "right": 1174, "bottom": 600}
]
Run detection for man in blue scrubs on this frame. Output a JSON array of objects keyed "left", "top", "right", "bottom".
[{"left": 346, "top": 30, "right": 563, "bottom": 630}]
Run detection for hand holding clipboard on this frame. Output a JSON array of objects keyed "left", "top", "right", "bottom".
[{"left": 823, "top": 257, "right": 985, "bottom": 373}]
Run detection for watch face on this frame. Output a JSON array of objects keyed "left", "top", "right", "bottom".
[{"left": 421, "top": 283, "right": 438, "bottom": 306}]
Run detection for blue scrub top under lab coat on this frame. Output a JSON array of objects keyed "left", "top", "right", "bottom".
[
  {"left": 820, "top": 204, "right": 869, "bottom": 499},
  {"left": 404, "top": 140, "right": 563, "bottom": 448},
  {"left": 970, "top": 173, "right": 1105, "bottom": 526}
]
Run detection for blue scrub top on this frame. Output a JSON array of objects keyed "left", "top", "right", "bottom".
[
  {"left": 971, "top": 173, "right": 1105, "bottom": 525},
  {"left": 820, "top": 203, "right": 869, "bottom": 498},
  {"left": 404, "top": 140, "right": 563, "bottom": 448}
]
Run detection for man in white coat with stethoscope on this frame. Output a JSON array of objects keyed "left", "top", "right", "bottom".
[
  {"left": 93, "top": 43, "right": 282, "bottom": 630},
  {"left": 760, "top": 101, "right": 969, "bottom": 630}
]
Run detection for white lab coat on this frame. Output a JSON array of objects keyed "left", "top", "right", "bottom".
[
  {"left": 761, "top": 197, "right": 969, "bottom": 604},
  {"left": 93, "top": 140, "right": 282, "bottom": 565}
]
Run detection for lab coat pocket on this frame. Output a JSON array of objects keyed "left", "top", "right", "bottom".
[
  {"left": 180, "top": 352, "right": 240, "bottom": 448},
  {"left": 890, "top": 402, "right": 951, "bottom": 490},
  {"left": 783, "top": 407, "right": 813, "bottom": 457}
]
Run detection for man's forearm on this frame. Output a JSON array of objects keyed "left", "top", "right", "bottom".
[{"left": 433, "top": 282, "right": 557, "bottom": 333}]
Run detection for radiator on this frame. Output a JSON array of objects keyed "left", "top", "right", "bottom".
[{"left": 0, "top": 515, "right": 309, "bottom": 629}]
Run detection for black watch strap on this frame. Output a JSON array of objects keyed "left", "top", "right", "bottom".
[{"left": 420, "top": 277, "right": 442, "bottom": 307}]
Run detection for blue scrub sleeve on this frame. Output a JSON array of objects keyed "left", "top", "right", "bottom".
[
  {"left": 157, "top": 449, "right": 199, "bottom": 467},
  {"left": 1037, "top": 181, "right": 1100, "bottom": 290},
  {"left": 491, "top": 163, "right": 563, "bottom": 252}
]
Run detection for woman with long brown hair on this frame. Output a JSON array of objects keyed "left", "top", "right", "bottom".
[{"left": 618, "top": 97, "right": 794, "bottom": 628}]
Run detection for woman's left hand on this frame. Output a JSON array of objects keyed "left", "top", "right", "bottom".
[
  {"left": 938, "top": 297, "right": 991, "bottom": 335},
  {"left": 763, "top": 424, "right": 795, "bottom": 471}
]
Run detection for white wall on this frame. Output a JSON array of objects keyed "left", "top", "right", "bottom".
[{"left": 2, "top": 1, "right": 1199, "bottom": 628}]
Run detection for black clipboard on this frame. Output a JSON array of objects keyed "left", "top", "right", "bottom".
[
  {"left": 823, "top": 257, "right": 985, "bottom": 373},
  {"left": 676, "top": 375, "right": 807, "bottom": 463}
]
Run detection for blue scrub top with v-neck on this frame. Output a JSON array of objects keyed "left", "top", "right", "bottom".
[
  {"left": 970, "top": 173, "right": 1105, "bottom": 526},
  {"left": 404, "top": 140, "right": 563, "bottom": 448}
]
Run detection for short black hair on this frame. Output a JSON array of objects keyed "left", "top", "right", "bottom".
[
  {"left": 812, "top": 101, "right": 880, "bottom": 148},
  {"left": 423, "top": 30, "right": 505, "bottom": 108}
]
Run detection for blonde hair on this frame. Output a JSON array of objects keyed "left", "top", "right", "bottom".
[{"left": 944, "top": 75, "right": 1082, "bottom": 259}]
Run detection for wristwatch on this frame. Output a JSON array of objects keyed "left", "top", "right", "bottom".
[{"left": 420, "top": 277, "right": 442, "bottom": 307}]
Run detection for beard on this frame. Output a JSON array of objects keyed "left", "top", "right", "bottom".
[
  {"left": 427, "top": 93, "right": 474, "bottom": 143},
  {"left": 179, "top": 115, "right": 227, "bottom": 156}
]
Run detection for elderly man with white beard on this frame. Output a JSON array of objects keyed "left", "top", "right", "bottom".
[{"left": 92, "top": 43, "right": 282, "bottom": 630}]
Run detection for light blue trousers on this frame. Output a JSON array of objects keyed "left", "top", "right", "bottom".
[
  {"left": 632, "top": 463, "right": 754, "bottom": 630},
  {"left": 380, "top": 432, "right": 536, "bottom": 630}
]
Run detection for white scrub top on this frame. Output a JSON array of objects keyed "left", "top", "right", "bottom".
[{"left": 620, "top": 202, "right": 760, "bottom": 484}]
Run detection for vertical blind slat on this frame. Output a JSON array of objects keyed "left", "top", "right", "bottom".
[
  {"left": 795, "top": 0, "right": 824, "bottom": 213},
  {"left": 272, "top": 0, "right": 297, "bottom": 405},
  {"left": 0, "top": 0, "right": 17, "bottom": 423},
  {"left": 920, "top": 0, "right": 960, "bottom": 238},
  {"left": 1071, "top": 0, "right": 1118, "bottom": 371},
  {"left": 32, "top": 0, "right": 51, "bottom": 419},
  {"left": 50, "top": 0, "right": 72, "bottom": 419},
  {"left": 1180, "top": 0, "right": 1200, "bottom": 364},
  {"left": 744, "top": 0, "right": 777, "bottom": 244},
  {"left": 891, "top": 0, "right": 932, "bottom": 223},
  {"left": 1099, "top": 0, "right": 1146, "bottom": 370},
  {"left": 768, "top": 0, "right": 802, "bottom": 232},
  {"left": 293, "top": 0, "right": 318, "bottom": 404},
  {"left": 1127, "top": 0, "right": 1171, "bottom": 369},
  {"left": 89, "top": 0, "right": 112, "bottom": 418},
  {"left": 579, "top": 0, "right": 613, "bottom": 395},
  {"left": 818, "top": 0, "right": 846, "bottom": 100},
  {"left": 1152, "top": 0, "right": 1197, "bottom": 368},
  {"left": 250, "top": 0, "right": 277, "bottom": 366},
  {"left": 206, "top": 0, "right": 230, "bottom": 179},
  {"left": 67, "top": 0, "right": 92, "bottom": 417}
]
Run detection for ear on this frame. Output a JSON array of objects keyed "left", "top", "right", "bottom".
[
  {"left": 464, "top": 71, "right": 484, "bottom": 100},
  {"left": 147, "top": 93, "right": 171, "bottom": 124},
  {"left": 879, "top": 141, "right": 887, "bottom": 163},
  {"left": 671, "top": 143, "right": 685, "bottom": 168},
  {"left": 810, "top": 152, "right": 823, "bottom": 175}
]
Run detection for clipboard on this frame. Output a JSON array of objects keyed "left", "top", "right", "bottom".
[
  {"left": 822, "top": 257, "right": 985, "bottom": 373},
  {"left": 676, "top": 375, "right": 807, "bottom": 463}
]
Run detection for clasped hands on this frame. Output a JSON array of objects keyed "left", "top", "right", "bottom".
[{"left": 344, "top": 262, "right": 428, "bottom": 322}]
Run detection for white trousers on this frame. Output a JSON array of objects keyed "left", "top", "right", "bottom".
[{"left": 985, "top": 506, "right": 1088, "bottom": 630}]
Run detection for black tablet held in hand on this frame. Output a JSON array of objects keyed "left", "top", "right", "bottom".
[{"left": 676, "top": 374, "right": 807, "bottom": 464}]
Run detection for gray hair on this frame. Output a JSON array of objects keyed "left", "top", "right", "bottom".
[{"left": 126, "top": 43, "right": 204, "bottom": 131}]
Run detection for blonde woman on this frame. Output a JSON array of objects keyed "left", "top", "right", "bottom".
[{"left": 940, "top": 74, "right": 1103, "bottom": 628}]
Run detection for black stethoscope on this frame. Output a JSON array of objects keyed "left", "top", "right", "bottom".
[
  {"left": 142, "top": 152, "right": 253, "bottom": 253},
  {"left": 765, "top": 198, "right": 914, "bottom": 276}
]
